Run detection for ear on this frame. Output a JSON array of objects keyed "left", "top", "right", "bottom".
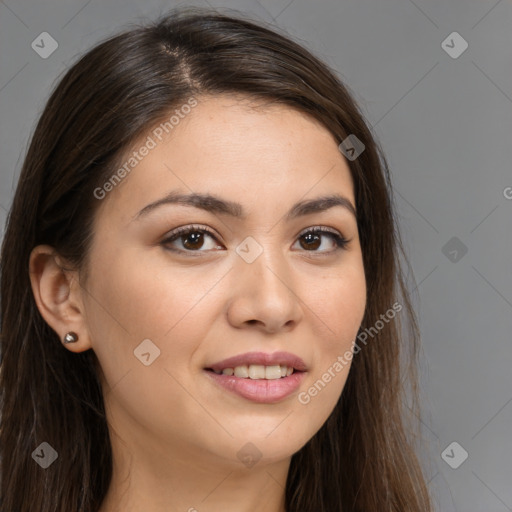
[{"left": 28, "top": 245, "right": 93, "bottom": 353}]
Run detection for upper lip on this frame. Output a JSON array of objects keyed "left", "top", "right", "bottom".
[{"left": 206, "top": 351, "right": 307, "bottom": 372}]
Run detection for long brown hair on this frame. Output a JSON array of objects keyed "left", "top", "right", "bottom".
[{"left": 0, "top": 6, "right": 432, "bottom": 511}]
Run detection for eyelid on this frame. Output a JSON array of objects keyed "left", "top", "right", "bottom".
[
  {"left": 163, "top": 223, "right": 219, "bottom": 239},
  {"left": 296, "top": 224, "right": 340, "bottom": 238}
]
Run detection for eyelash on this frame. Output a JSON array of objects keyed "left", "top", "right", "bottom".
[{"left": 161, "top": 224, "right": 350, "bottom": 256}]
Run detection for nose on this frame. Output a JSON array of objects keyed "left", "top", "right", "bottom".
[{"left": 226, "top": 245, "right": 304, "bottom": 333}]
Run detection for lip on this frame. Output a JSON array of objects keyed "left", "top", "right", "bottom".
[
  {"left": 204, "top": 351, "right": 308, "bottom": 404},
  {"left": 206, "top": 351, "right": 308, "bottom": 373},
  {"left": 204, "top": 369, "right": 307, "bottom": 404}
]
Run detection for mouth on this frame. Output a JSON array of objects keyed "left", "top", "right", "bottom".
[
  {"left": 204, "top": 364, "right": 302, "bottom": 380},
  {"left": 203, "top": 351, "right": 308, "bottom": 403}
]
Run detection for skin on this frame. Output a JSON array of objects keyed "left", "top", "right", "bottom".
[{"left": 29, "top": 94, "right": 367, "bottom": 512}]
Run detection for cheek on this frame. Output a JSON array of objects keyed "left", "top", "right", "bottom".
[
  {"left": 297, "top": 261, "right": 366, "bottom": 416},
  {"left": 84, "top": 246, "right": 226, "bottom": 382},
  {"left": 310, "top": 259, "right": 367, "bottom": 344},
  {"left": 82, "top": 248, "right": 226, "bottom": 440}
]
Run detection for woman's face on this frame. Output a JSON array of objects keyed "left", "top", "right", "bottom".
[{"left": 82, "top": 94, "right": 366, "bottom": 469}]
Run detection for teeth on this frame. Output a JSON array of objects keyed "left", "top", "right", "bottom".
[
  {"left": 234, "top": 365, "right": 249, "bottom": 378},
  {"left": 213, "top": 364, "right": 295, "bottom": 379},
  {"left": 249, "top": 365, "right": 266, "bottom": 379},
  {"left": 265, "top": 365, "right": 282, "bottom": 380}
]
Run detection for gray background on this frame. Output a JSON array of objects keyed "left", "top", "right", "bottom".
[{"left": 1, "top": 0, "right": 511, "bottom": 510}]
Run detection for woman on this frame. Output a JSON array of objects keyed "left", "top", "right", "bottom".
[{"left": 0, "top": 6, "right": 432, "bottom": 511}]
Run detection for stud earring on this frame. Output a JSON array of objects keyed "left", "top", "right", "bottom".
[{"left": 63, "top": 332, "right": 79, "bottom": 344}]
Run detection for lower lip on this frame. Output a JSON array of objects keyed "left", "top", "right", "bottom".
[{"left": 204, "top": 370, "right": 306, "bottom": 404}]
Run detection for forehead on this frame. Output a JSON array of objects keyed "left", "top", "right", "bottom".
[{"left": 96, "top": 94, "right": 355, "bottom": 223}]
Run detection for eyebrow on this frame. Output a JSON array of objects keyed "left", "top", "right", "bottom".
[{"left": 134, "top": 191, "right": 357, "bottom": 222}]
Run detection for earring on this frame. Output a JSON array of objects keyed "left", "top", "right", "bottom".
[{"left": 63, "top": 332, "right": 79, "bottom": 344}]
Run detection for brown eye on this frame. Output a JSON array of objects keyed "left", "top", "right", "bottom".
[
  {"left": 179, "top": 231, "right": 206, "bottom": 250},
  {"left": 294, "top": 228, "right": 348, "bottom": 253},
  {"left": 299, "top": 232, "right": 322, "bottom": 250},
  {"left": 162, "top": 226, "right": 223, "bottom": 253}
]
